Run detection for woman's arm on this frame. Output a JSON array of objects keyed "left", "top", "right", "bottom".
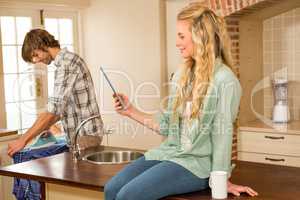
[
  {"left": 211, "top": 79, "right": 258, "bottom": 197},
  {"left": 113, "top": 93, "right": 160, "bottom": 133}
]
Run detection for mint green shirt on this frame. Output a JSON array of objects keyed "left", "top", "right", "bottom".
[{"left": 145, "top": 59, "right": 242, "bottom": 178}]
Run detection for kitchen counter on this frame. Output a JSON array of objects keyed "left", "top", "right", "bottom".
[
  {"left": 0, "top": 129, "right": 17, "bottom": 138},
  {"left": 0, "top": 146, "right": 300, "bottom": 200},
  {"left": 240, "top": 119, "right": 300, "bottom": 135}
]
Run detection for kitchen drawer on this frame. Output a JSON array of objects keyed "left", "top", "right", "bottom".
[
  {"left": 238, "top": 152, "right": 300, "bottom": 168},
  {"left": 238, "top": 131, "right": 300, "bottom": 157}
]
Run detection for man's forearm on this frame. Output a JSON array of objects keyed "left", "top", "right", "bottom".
[{"left": 21, "top": 112, "right": 60, "bottom": 144}]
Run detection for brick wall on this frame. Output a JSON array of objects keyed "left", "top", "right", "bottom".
[
  {"left": 207, "top": 0, "right": 265, "bottom": 16},
  {"left": 225, "top": 17, "right": 240, "bottom": 160}
]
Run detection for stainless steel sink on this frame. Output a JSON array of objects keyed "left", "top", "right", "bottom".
[{"left": 82, "top": 151, "right": 144, "bottom": 164}]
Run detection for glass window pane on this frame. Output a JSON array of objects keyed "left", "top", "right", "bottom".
[
  {"left": 19, "top": 129, "right": 27, "bottom": 134},
  {"left": 5, "top": 103, "right": 21, "bottom": 130},
  {"left": 20, "top": 101, "right": 37, "bottom": 128},
  {"left": 4, "top": 74, "right": 19, "bottom": 103},
  {"left": 0, "top": 16, "right": 16, "bottom": 45},
  {"left": 47, "top": 64, "right": 56, "bottom": 72},
  {"left": 61, "top": 45, "right": 74, "bottom": 52},
  {"left": 2, "top": 46, "right": 18, "bottom": 73},
  {"left": 16, "top": 17, "right": 32, "bottom": 45},
  {"left": 59, "top": 18, "right": 73, "bottom": 44},
  {"left": 18, "top": 46, "right": 32, "bottom": 73},
  {"left": 19, "top": 73, "right": 36, "bottom": 100},
  {"left": 45, "top": 18, "right": 59, "bottom": 40}
]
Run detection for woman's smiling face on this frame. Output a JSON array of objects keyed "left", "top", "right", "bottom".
[{"left": 176, "top": 20, "right": 194, "bottom": 59}]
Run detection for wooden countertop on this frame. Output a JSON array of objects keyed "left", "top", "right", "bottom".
[
  {"left": 0, "top": 146, "right": 300, "bottom": 200},
  {"left": 239, "top": 120, "right": 300, "bottom": 135},
  {"left": 0, "top": 146, "right": 129, "bottom": 191},
  {"left": 0, "top": 129, "right": 18, "bottom": 137}
]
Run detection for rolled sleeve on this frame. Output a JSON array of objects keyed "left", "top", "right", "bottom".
[
  {"left": 156, "top": 111, "right": 170, "bottom": 136},
  {"left": 48, "top": 67, "right": 78, "bottom": 116},
  {"left": 211, "top": 79, "right": 241, "bottom": 177}
]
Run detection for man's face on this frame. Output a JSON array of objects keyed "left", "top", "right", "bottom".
[{"left": 31, "top": 49, "right": 52, "bottom": 65}]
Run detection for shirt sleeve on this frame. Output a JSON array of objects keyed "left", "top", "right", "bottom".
[
  {"left": 48, "top": 66, "right": 79, "bottom": 116},
  {"left": 211, "top": 79, "right": 242, "bottom": 177},
  {"left": 155, "top": 111, "right": 170, "bottom": 136}
]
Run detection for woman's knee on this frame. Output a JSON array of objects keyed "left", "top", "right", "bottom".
[
  {"left": 104, "top": 179, "right": 119, "bottom": 200},
  {"left": 115, "top": 184, "right": 144, "bottom": 200}
]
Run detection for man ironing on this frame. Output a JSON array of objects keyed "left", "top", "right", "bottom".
[{"left": 7, "top": 29, "right": 103, "bottom": 156}]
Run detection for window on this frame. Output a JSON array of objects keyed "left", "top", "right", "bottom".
[
  {"left": 0, "top": 9, "right": 78, "bottom": 133},
  {"left": 0, "top": 14, "right": 37, "bottom": 133},
  {"left": 44, "top": 11, "right": 77, "bottom": 97}
]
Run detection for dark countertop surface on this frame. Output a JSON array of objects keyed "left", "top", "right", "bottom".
[{"left": 0, "top": 146, "right": 300, "bottom": 200}]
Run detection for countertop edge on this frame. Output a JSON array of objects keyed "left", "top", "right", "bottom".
[
  {"left": 239, "top": 120, "right": 300, "bottom": 135},
  {"left": 0, "top": 169, "right": 103, "bottom": 191},
  {"left": 0, "top": 129, "right": 18, "bottom": 138}
]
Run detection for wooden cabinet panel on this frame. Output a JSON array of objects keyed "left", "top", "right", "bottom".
[
  {"left": 238, "top": 128, "right": 300, "bottom": 167},
  {"left": 238, "top": 152, "right": 300, "bottom": 168},
  {"left": 0, "top": 134, "right": 19, "bottom": 200},
  {"left": 46, "top": 183, "right": 104, "bottom": 200},
  {"left": 238, "top": 131, "right": 300, "bottom": 157}
]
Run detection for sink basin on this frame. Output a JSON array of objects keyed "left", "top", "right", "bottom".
[{"left": 82, "top": 151, "right": 144, "bottom": 164}]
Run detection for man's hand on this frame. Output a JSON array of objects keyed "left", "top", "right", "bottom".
[
  {"left": 6, "top": 112, "right": 60, "bottom": 158},
  {"left": 228, "top": 181, "right": 258, "bottom": 197},
  {"left": 7, "top": 138, "right": 26, "bottom": 157}
]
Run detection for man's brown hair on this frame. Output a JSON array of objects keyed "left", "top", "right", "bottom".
[{"left": 22, "top": 29, "right": 60, "bottom": 63}]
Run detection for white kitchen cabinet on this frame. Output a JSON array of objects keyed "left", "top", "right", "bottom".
[
  {"left": 238, "top": 120, "right": 300, "bottom": 167},
  {"left": 46, "top": 184, "right": 104, "bottom": 200}
]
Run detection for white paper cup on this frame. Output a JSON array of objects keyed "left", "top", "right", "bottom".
[{"left": 209, "top": 171, "right": 228, "bottom": 199}]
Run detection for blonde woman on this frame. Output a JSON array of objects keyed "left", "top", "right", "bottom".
[{"left": 105, "top": 3, "right": 258, "bottom": 200}]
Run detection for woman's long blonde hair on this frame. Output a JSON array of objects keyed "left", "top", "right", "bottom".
[{"left": 173, "top": 3, "right": 234, "bottom": 119}]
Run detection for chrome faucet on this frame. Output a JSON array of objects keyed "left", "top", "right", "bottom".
[{"left": 72, "top": 114, "right": 105, "bottom": 162}]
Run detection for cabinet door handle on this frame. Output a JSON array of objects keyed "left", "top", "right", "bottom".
[
  {"left": 265, "top": 157, "right": 285, "bottom": 162},
  {"left": 264, "top": 136, "right": 285, "bottom": 140}
]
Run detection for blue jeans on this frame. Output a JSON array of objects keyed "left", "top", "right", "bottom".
[
  {"left": 13, "top": 143, "right": 68, "bottom": 200},
  {"left": 104, "top": 156, "right": 208, "bottom": 200}
]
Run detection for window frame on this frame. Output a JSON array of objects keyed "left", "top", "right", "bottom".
[
  {"left": 0, "top": 6, "right": 80, "bottom": 133},
  {"left": 0, "top": 8, "right": 40, "bottom": 131},
  {"left": 43, "top": 10, "right": 79, "bottom": 101}
]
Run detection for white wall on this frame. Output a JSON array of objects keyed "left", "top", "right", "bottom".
[
  {"left": 0, "top": 0, "right": 89, "bottom": 7},
  {"left": 81, "top": 0, "right": 166, "bottom": 150},
  {"left": 166, "top": 0, "right": 190, "bottom": 78},
  {"left": 0, "top": 0, "right": 90, "bottom": 9}
]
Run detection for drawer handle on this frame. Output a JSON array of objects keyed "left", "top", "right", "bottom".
[
  {"left": 264, "top": 136, "right": 285, "bottom": 140},
  {"left": 265, "top": 157, "right": 285, "bottom": 162}
]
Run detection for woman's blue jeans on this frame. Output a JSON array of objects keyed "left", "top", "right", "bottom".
[{"left": 104, "top": 156, "right": 208, "bottom": 200}]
